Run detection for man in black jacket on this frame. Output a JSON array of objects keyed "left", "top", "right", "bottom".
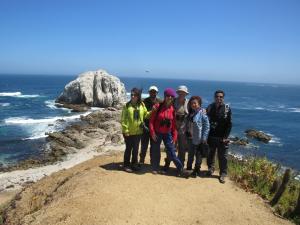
[
  {"left": 206, "top": 90, "right": 232, "bottom": 183},
  {"left": 139, "top": 86, "right": 161, "bottom": 164}
]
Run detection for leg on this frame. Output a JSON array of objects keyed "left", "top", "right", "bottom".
[
  {"left": 140, "top": 132, "right": 150, "bottom": 163},
  {"left": 151, "top": 134, "right": 162, "bottom": 171},
  {"left": 194, "top": 144, "right": 202, "bottom": 172},
  {"left": 124, "top": 136, "right": 133, "bottom": 167},
  {"left": 177, "top": 133, "right": 187, "bottom": 167},
  {"left": 186, "top": 139, "right": 195, "bottom": 170},
  {"left": 163, "top": 133, "right": 183, "bottom": 171},
  {"left": 131, "top": 135, "right": 141, "bottom": 167},
  {"left": 207, "top": 138, "right": 217, "bottom": 172},
  {"left": 217, "top": 142, "right": 229, "bottom": 176}
]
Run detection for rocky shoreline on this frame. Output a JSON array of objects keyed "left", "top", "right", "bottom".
[{"left": 0, "top": 108, "right": 124, "bottom": 192}]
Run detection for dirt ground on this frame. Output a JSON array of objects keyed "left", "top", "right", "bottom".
[{"left": 1, "top": 151, "right": 292, "bottom": 225}]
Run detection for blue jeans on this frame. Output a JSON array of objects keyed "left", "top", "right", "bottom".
[{"left": 151, "top": 132, "right": 183, "bottom": 171}]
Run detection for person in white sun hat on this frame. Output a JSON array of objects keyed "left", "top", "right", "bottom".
[
  {"left": 163, "top": 85, "right": 189, "bottom": 171},
  {"left": 139, "top": 85, "right": 161, "bottom": 165}
]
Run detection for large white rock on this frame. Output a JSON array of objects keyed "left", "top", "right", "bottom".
[{"left": 56, "top": 70, "right": 126, "bottom": 107}]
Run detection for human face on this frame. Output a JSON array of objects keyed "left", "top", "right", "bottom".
[
  {"left": 214, "top": 93, "right": 224, "bottom": 105},
  {"left": 164, "top": 95, "right": 174, "bottom": 105},
  {"left": 177, "top": 91, "right": 187, "bottom": 99},
  {"left": 149, "top": 90, "right": 157, "bottom": 99},
  {"left": 131, "top": 92, "right": 138, "bottom": 103},
  {"left": 190, "top": 99, "right": 200, "bottom": 110}
]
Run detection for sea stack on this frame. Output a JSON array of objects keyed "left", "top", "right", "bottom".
[{"left": 56, "top": 69, "right": 126, "bottom": 108}]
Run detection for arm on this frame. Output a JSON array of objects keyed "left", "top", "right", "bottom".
[
  {"left": 201, "top": 113, "right": 210, "bottom": 142},
  {"left": 149, "top": 104, "right": 159, "bottom": 140},
  {"left": 224, "top": 108, "right": 232, "bottom": 139},
  {"left": 121, "top": 106, "right": 129, "bottom": 135},
  {"left": 171, "top": 109, "right": 178, "bottom": 143}
]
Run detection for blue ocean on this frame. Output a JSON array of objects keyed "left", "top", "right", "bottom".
[{"left": 0, "top": 75, "right": 300, "bottom": 172}]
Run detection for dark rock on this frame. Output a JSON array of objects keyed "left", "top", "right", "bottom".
[
  {"left": 55, "top": 103, "right": 90, "bottom": 112},
  {"left": 229, "top": 137, "right": 249, "bottom": 146},
  {"left": 245, "top": 129, "right": 271, "bottom": 143}
]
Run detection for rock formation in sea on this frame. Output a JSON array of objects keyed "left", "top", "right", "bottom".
[
  {"left": 56, "top": 69, "right": 126, "bottom": 109},
  {"left": 245, "top": 129, "right": 271, "bottom": 143}
]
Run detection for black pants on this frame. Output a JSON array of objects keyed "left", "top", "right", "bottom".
[
  {"left": 207, "top": 137, "right": 228, "bottom": 176},
  {"left": 124, "top": 135, "right": 141, "bottom": 167},
  {"left": 139, "top": 131, "right": 154, "bottom": 163},
  {"left": 187, "top": 141, "right": 203, "bottom": 171}
]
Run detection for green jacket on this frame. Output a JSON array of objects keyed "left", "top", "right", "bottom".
[{"left": 121, "top": 101, "right": 149, "bottom": 135}]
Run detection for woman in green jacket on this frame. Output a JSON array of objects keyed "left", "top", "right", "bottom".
[{"left": 121, "top": 88, "right": 148, "bottom": 172}]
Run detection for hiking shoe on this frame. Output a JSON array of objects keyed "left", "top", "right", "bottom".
[
  {"left": 124, "top": 167, "right": 133, "bottom": 173},
  {"left": 152, "top": 170, "right": 158, "bottom": 175},
  {"left": 206, "top": 168, "right": 214, "bottom": 177},
  {"left": 219, "top": 175, "right": 226, "bottom": 184},
  {"left": 177, "top": 168, "right": 188, "bottom": 178},
  {"left": 190, "top": 169, "right": 199, "bottom": 178},
  {"left": 131, "top": 165, "right": 140, "bottom": 171}
]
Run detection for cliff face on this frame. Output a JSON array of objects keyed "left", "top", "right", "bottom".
[{"left": 56, "top": 70, "right": 126, "bottom": 108}]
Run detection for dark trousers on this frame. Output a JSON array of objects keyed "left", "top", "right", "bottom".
[
  {"left": 123, "top": 135, "right": 141, "bottom": 167},
  {"left": 139, "top": 131, "right": 153, "bottom": 163},
  {"left": 207, "top": 137, "right": 228, "bottom": 176},
  {"left": 177, "top": 132, "right": 188, "bottom": 166},
  {"left": 187, "top": 140, "right": 202, "bottom": 171},
  {"left": 151, "top": 132, "right": 183, "bottom": 171}
]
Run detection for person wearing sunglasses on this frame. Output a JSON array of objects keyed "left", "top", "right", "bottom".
[
  {"left": 206, "top": 90, "right": 232, "bottom": 183},
  {"left": 139, "top": 85, "right": 161, "bottom": 165},
  {"left": 121, "top": 88, "right": 149, "bottom": 172},
  {"left": 149, "top": 88, "right": 184, "bottom": 176}
]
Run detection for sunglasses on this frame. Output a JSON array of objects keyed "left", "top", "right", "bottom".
[
  {"left": 131, "top": 93, "right": 138, "bottom": 97},
  {"left": 165, "top": 95, "right": 174, "bottom": 98},
  {"left": 215, "top": 95, "right": 224, "bottom": 99}
]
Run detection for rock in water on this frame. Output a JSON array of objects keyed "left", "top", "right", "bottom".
[
  {"left": 245, "top": 129, "right": 272, "bottom": 143},
  {"left": 56, "top": 69, "right": 126, "bottom": 108}
]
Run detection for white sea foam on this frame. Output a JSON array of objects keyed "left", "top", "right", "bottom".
[
  {"left": 4, "top": 111, "right": 92, "bottom": 140},
  {"left": 0, "top": 103, "right": 10, "bottom": 107},
  {"left": 265, "top": 132, "right": 282, "bottom": 146},
  {"left": 126, "top": 92, "right": 148, "bottom": 99},
  {"left": 289, "top": 108, "right": 300, "bottom": 113},
  {"left": 4, "top": 112, "right": 90, "bottom": 125},
  {"left": 17, "top": 94, "right": 40, "bottom": 98},
  {"left": 0, "top": 92, "right": 22, "bottom": 97},
  {"left": 44, "top": 100, "right": 71, "bottom": 112},
  {"left": 0, "top": 91, "right": 41, "bottom": 98}
]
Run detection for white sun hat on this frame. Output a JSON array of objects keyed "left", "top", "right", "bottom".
[
  {"left": 176, "top": 85, "right": 189, "bottom": 94},
  {"left": 148, "top": 85, "right": 158, "bottom": 92}
]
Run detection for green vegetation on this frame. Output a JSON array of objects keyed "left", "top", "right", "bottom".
[{"left": 228, "top": 156, "right": 300, "bottom": 224}]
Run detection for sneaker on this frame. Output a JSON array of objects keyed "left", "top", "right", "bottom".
[
  {"left": 219, "top": 175, "right": 226, "bottom": 184},
  {"left": 124, "top": 167, "right": 133, "bottom": 173}
]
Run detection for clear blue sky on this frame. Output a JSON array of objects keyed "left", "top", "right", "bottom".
[{"left": 0, "top": 0, "right": 299, "bottom": 84}]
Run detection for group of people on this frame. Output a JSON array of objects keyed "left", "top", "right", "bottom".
[{"left": 121, "top": 85, "right": 232, "bottom": 183}]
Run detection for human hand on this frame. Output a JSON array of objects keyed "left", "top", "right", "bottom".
[
  {"left": 152, "top": 133, "right": 157, "bottom": 142},
  {"left": 222, "top": 138, "right": 230, "bottom": 144}
]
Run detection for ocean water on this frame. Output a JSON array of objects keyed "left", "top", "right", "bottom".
[{"left": 1, "top": 75, "right": 300, "bottom": 172}]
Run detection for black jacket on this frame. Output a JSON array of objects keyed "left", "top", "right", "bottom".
[{"left": 206, "top": 103, "right": 232, "bottom": 139}]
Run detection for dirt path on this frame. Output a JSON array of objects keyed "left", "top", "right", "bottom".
[{"left": 2, "top": 152, "right": 292, "bottom": 225}]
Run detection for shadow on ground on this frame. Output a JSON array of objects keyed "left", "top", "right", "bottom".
[{"left": 100, "top": 162, "right": 220, "bottom": 180}]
